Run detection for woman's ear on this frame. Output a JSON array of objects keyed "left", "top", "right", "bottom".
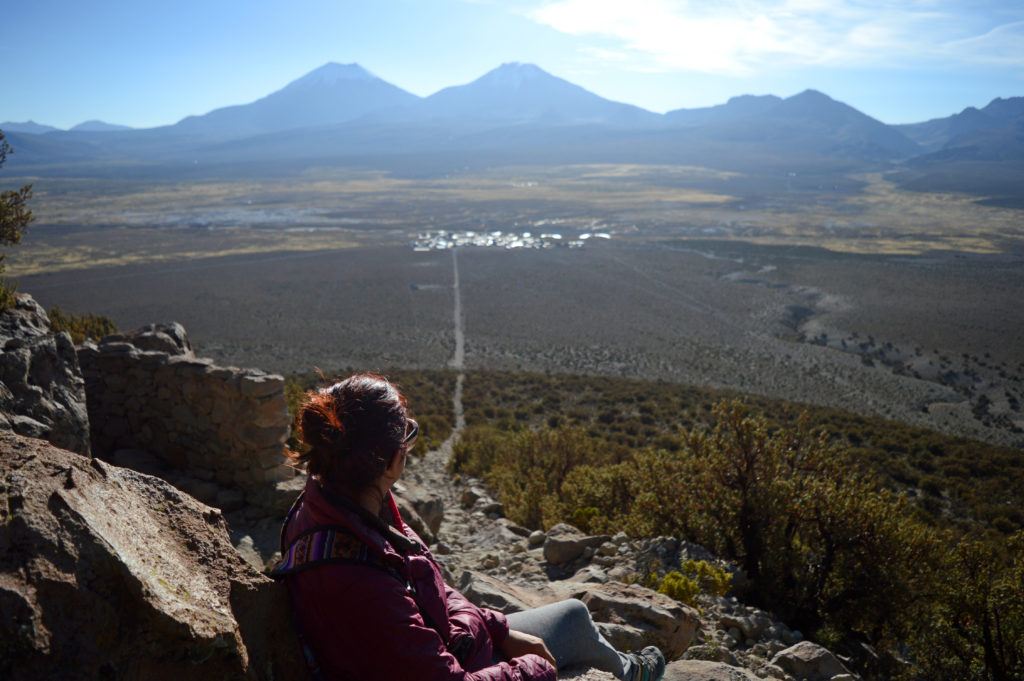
[{"left": 385, "top": 448, "right": 405, "bottom": 479}]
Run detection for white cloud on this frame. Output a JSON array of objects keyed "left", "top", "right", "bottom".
[
  {"left": 942, "top": 20, "right": 1024, "bottom": 66},
  {"left": 525, "top": 0, "right": 1024, "bottom": 73}
]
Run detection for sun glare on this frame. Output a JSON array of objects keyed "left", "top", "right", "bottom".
[{"left": 529, "top": 0, "right": 1024, "bottom": 73}]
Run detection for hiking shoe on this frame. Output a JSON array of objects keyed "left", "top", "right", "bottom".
[{"left": 625, "top": 646, "right": 665, "bottom": 681}]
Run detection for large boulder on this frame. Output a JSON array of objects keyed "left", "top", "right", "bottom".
[
  {"left": 0, "top": 294, "right": 90, "bottom": 455},
  {"left": 770, "top": 641, "right": 857, "bottom": 681},
  {"left": 393, "top": 491, "right": 437, "bottom": 544},
  {"left": 395, "top": 480, "right": 444, "bottom": 536},
  {"left": 718, "top": 613, "right": 772, "bottom": 642},
  {"left": 663, "top": 659, "right": 760, "bottom": 680},
  {"left": 575, "top": 582, "right": 700, "bottom": 659},
  {"left": 456, "top": 570, "right": 551, "bottom": 614},
  {"left": 0, "top": 433, "right": 303, "bottom": 681},
  {"left": 101, "top": 322, "right": 194, "bottom": 356},
  {"left": 543, "top": 523, "right": 611, "bottom": 565}
]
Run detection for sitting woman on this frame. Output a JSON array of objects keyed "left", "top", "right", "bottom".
[{"left": 273, "top": 373, "right": 666, "bottom": 681}]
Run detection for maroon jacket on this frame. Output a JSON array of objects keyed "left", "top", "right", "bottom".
[{"left": 279, "top": 477, "right": 556, "bottom": 681}]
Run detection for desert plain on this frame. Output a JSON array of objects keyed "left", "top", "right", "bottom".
[{"left": 6, "top": 163, "right": 1023, "bottom": 448}]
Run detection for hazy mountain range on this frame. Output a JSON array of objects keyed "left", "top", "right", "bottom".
[{"left": 3, "top": 62, "right": 1022, "bottom": 201}]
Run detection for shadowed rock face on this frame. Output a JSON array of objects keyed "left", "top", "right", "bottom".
[
  {"left": 107, "top": 321, "right": 194, "bottom": 356},
  {"left": 0, "top": 294, "right": 90, "bottom": 455},
  {"left": 0, "top": 433, "right": 303, "bottom": 681}
]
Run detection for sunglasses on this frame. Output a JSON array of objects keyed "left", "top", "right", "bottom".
[{"left": 403, "top": 418, "right": 419, "bottom": 444}]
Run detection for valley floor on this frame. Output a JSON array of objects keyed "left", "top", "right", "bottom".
[{"left": 20, "top": 238, "right": 1024, "bottom": 449}]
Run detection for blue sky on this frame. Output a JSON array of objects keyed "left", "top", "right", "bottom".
[{"left": 4, "top": 0, "right": 1022, "bottom": 129}]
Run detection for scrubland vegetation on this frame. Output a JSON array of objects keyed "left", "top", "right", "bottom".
[
  {"left": 0, "top": 131, "right": 34, "bottom": 309},
  {"left": 457, "top": 371, "right": 1023, "bottom": 533},
  {"left": 46, "top": 305, "right": 118, "bottom": 343},
  {"left": 447, "top": 369, "right": 1023, "bottom": 681}
]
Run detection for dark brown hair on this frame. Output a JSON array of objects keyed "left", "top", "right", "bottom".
[{"left": 287, "top": 373, "right": 409, "bottom": 497}]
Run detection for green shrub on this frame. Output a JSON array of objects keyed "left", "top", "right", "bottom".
[
  {"left": 571, "top": 506, "right": 603, "bottom": 534},
  {"left": 450, "top": 424, "right": 615, "bottom": 529},
  {"left": 910, "top": 531, "right": 1024, "bottom": 681},
  {"left": 0, "top": 278, "right": 16, "bottom": 311},
  {"left": 657, "top": 571, "right": 700, "bottom": 606},
  {"left": 656, "top": 562, "right": 731, "bottom": 607},
  {"left": 559, "top": 462, "right": 637, "bottom": 535},
  {"left": 681, "top": 559, "right": 732, "bottom": 597},
  {"left": 47, "top": 305, "right": 118, "bottom": 344},
  {"left": 0, "top": 132, "right": 33, "bottom": 312}
]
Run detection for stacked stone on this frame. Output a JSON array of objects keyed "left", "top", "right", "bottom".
[{"left": 77, "top": 323, "right": 293, "bottom": 501}]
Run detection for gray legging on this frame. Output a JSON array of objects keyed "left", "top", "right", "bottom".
[{"left": 505, "top": 599, "right": 629, "bottom": 678}]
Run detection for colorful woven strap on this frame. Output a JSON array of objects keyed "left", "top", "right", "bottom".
[{"left": 270, "top": 525, "right": 379, "bottom": 578}]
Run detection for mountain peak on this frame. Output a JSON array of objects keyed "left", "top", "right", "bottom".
[
  {"left": 70, "top": 120, "right": 133, "bottom": 132},
  {"left": 790, "top": 89, "right": 832, "bottom": 102},
  {"left": 172, "top": 61, "right": 417, "bottom": 134},
  {"left": 287, "top": 62, "right": 378, "bottom": 89},
  {"left": 774, "top": 89, "right": 859, "bottom": 119},
  {"left": 0, "top": 120, "right": 61, "bottom": 135},
  {"left": 981, "top": 95, "right": 1024, "bottom": 122},
  {"left": 495, "top": 62, "right": 544, "bottom": 73},
  {"left": 420, "top": 62, "right": 656, "bottom": 126},
  {"left": 475, "top": 62, "right": 552, "bottom": 89}
]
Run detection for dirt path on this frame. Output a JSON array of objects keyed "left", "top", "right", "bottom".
[
  {"left": 404, "top": 247, "right": 614, "bottom": 681},
  {"left": 437, "top": 247, "right": 466, "bottom": 460},
  {"left": 411, "top": 246, "right": 468, "bottom": 526}
]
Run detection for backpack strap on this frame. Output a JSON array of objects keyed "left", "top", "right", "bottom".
[
  {"left": 270, "top": 523, "right": 392, "bottom": 578},
  {"left": 271, "top": 489, "right": 401, "bottom": 580}
]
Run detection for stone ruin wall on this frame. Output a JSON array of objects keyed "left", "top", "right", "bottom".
[{"left": 77, "top": 323, "right": 295, "bottom": 502}]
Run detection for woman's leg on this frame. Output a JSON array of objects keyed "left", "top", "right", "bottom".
[{"left": 506, "top": 599, "right": 627, "bottom": 677}]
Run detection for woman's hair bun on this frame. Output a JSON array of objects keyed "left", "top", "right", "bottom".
[
  {"left": 298, "top": 399, "right": 348, "bottom": 451},
  {"left": 287, "top": 373, "right": 408, "bottom": 493}
]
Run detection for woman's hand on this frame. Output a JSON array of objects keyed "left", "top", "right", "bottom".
[{"left": 500, "top": 629, "right": 556, "bottom": 668}]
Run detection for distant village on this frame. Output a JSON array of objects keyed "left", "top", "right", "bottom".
[{"left": 410, "top": 229, "right": 611, "bottom": 251}]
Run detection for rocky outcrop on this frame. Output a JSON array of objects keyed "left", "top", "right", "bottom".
[
  {"left": 543, "top": 523, "right": 612, "bottom": 566},
  {"left": 770, "top": 642, "right": 856, "bottom": 681},
  {"left": 110, "top": 322, "right": 193, "bottom": 356},
  {"left": 0, "top": 433, "right": 303, "bottom": 681},
  {"left": 664, "top": 660, "right": 760, "bottom": 681},
  {"left": 0, "top": 293, "right": 90, "bottom": 455},
  {"left": 397, "top": 479, "right": 445, "bottom": 536},
  {"left": 578, "top": 583, "right": 699, "bottom": 659},
  {"left": 77, "top": 326, "right": 294, "bottom": 505}
]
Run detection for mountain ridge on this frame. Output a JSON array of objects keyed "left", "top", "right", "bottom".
[
  {"left": 7, "top": 61, "right": 1020, "bottom": 134},
  {"left": 414, "top": 62, "right": 659, "bottom": 127},
  {"left": 3, "top": 62, "right": 1021, "bottom": 203}
]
